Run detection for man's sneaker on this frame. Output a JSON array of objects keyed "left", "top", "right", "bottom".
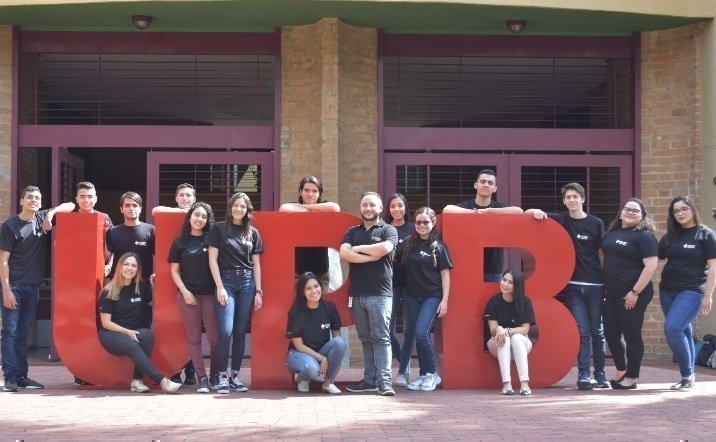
[
  {"left": 17, "top": 377, "right": 44, "bottom": 389},
  {"left": 677, "top": 379, "right": 694, "bottom": 392},
  {"left": 407, "top": 375, "right": 427, "bottom": 391},
  {"left": 196, "top": 376, "right": 210, "bottom": 393},
  {"left": 160, "top": 377, "right": 182, "bottom": 394},
  {"left": 184, "top": 370, "right": 197, "bottom": 386},
  {"left": 395, "top": 373, "right": 408, "bottom": 387},
  {"left": 130, "top": 379, "right": 151, "bottom": 393},
  {"left": 346, "top": 380, "right": 378, "bottom": 393},
  {"left": 576, "top": 371, "right": 593, "bottom": 390},
  {"left": 593, "top": 371, "right": 611, "bottom": 389},
  {"left": 378, "top": 381, "right": 396, "bottom": 396},
  {"left": 3, "top": 379, "right": 18, "bottom": 392},
  {"left": 230, "top": 374, "right": 248, "bottom": 392},
  {"left": 420, "top": 373, "right": 441, "bottom": 391},
  {"left": 170, "top": 373, "right": 183, "bottom": 384},
  {"left": 297, "top": 379, "right": 310, "bottom": 393},
  {"left": 209, "top": 374, "right": 220, "bottom": 391},
  {"left": 217, "top": 375, "right": 230, "bottom": 394}
]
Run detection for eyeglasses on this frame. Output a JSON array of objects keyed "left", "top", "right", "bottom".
[
  {"left": 672, "top": 207, "right": 691, "bottom": 215},
  {"left": 622, "top": 207, "right": 641, "bottom": 214},
  {"left": 415, "top": 220, "right": 432, "bottom": 225}
]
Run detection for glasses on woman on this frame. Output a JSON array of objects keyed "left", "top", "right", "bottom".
[
  {"left": 415, "top": 220, "right": 432, "bottom": 225},
  {"left": 622, "top": 207, "right": 641, "bottom": 214},
  {"left": 672, "top": 207, "right": 691, "bottom": 215}
]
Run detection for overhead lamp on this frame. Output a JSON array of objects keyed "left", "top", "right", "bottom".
[
  {"left": 132, "top": 15, "right": 153, "bottom": 30},
  {"left": 506, "top": 20, "right": 527, "bottom": 33}
]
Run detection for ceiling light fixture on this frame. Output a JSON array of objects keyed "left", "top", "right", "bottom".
[
  {"left": 132, "top": 15, "right": 153, "bottom": 30},
  {"left": 506, "top": 20, "right": 527, "bottom": 33}
]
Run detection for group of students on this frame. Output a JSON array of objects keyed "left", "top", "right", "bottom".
[{"left": 1, "top": 170, "right": 714, "bottom": 396}]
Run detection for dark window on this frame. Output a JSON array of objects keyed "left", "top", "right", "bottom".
[
  {"left": 384, "top": 56, "right": 632, "bottom": 129},
  {"left": 21, "top": 53, "right": 274, "bottom": 126}
]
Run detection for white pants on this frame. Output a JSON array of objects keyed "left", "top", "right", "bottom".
[{"left": 487, "top": 334, "right": 532, "bottom": 383}]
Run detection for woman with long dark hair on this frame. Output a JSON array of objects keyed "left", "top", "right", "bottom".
[
  {"left": 601, "top": 197, "right": 658, "bottom": 390},
  {"left": 484, "top": 268, "right": 536, "bottom": 396},
  {"left": 168, "top": 202, "right": 219, "bottom": 393},
  {"left": 385, "top": 193, "right": 415, "bottom": 387},
  {"left": 658, "top": 196, "right": 715, "bottom": 391},
  {"left": 207, "top": 192, "right": 264, "bottom": 394},
  {"left": 285, "top": 272, "right": 346, "bottom": 394},
  {"left": 98, "top": 252, "right": 182, "bottom": 393},
  {"left": 401, "top": 207, "right": 452, "bottom": 392}
]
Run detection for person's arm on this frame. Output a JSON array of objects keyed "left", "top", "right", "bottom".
[
  {"left": 623, "top": 256, "right": 658, "bottom": 310},
  {"left": 304, "top": 202, "right": 340, "bottom": 212},
  {"left": 506, "top": 323, "right": 531, "bottom": 337},
  {"left": 252, "top": 253, "right": 263, "bottom": 311},
  {"left": 339, "top": 243, "right": 379, "bottom": 263},
  {"left": 436, "top": 268, "right": 450, "bottom": 318},
  {"left": 0, "top": 249, "right": 16, "bottom": 310},
  {"left": 480, "top": 206, "right": 523, "bottom": 215},
  {"left": 43, "top": 202, "right": 77, "bottom": 232},
  {"left": 170, "top": 262, "right": 196, "bottom": 306},
  {"left": 291, "top": 336, "right": 329, "bottom": 379},
  {"left": 442, "top": 205, "right": 475, "bottom": 214},
  {"left": 351, "top": 241, "right": 394, "bottom": 258},
  {"left": 152, "top": 206, "right": 189, "bottom": 215},
  {"left": 208, "top": 246, "right": 227, "bottom": 306},
  {"left": 278, "top": 203, "right": 309, "bottom": 213},
  {"left": 99, "top": 312, "right": 140, "bottom": 342},
  {"left": 701, "top": 257, "right": 716, "bottom": 315},
  {"left": 525, "top": 209, "right": 548, "bottom": 220}
]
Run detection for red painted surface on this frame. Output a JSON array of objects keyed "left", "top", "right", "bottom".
[{"left": 54, "top": 212, "right": 578, "bottom": 389}]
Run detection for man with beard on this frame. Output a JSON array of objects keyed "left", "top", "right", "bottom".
[{"left": 340, "top": 192, "right": 398, "bottom": 396}]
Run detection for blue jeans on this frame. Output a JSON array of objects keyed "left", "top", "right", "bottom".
[
  {"left": 1, "top": 284, "right": 39, "bottom": 381},
  {"left": 563, "top": 284, "right": 606, "bottom": 375},
  {"left": 390, "top": 285, "right": 413, "bottom": 368},
  {"left": 660, "top": 289, "right": 702, "bottom": 377},
  {"left": 216, "top": 269, "right": 255, "bottom": 373},
  {"left": 350, "top": 295, "right": 392, "bottom": 386},
  {"left": 286, "top": 336, "right": 347, "bottom": 382},
  {"left": 403, "top": 295, "right": 440, "bottom": 376}
]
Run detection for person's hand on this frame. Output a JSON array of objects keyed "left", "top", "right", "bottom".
[
  {"left": 253, "top": 292, "right": 263, "bottom": 311},
  {"left": 2, "top": 289, "right": 17, "bottom": 309},
  {"left": 531, "top": 210, "right": 547, "bottom": 220},
  {"left": 126, "top": 329, "right": 140, "bottom": 342},
  {"left": 623, "top": 292, "right": 638, "bottom": 310},
  {"left": 216, "top": 288, "right": 229, "bottom": 306},
  {"left": 437, "top": 300, "right": 448, "bottom": 318},
  {"left": 182, "top": 289, "right": 197, "bottom": 306},
  {"left": 149, "top": 273, "right": 156, "bottom": 289},
  {"left": 104, "top": 264, "right": 111, "bottom": 277},
  {"left": 701, "top": 296, "right": 712, "bottom": 315},
  {"left": 319, "top": 357, "right": 328, "bottom": 379},
  {"left": 42, "top": 212, "right": 54, "bottom": 233},
  {"left": 495, "top": 327, "right": 507, "bottom": 347}
]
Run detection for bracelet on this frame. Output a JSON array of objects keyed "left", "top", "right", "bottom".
[
  {"left": 256, "top": 289, "right": 263, "bottom": 295},
  {"left": 506, "top": 328, "right": 511, "bottom": 337},
  {"left": 630, "top": 289, "right": 640, "bottom": 296}
]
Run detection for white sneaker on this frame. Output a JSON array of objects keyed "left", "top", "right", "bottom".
[
  {"left": 322, "top": 383, "right": 341, "bottom": 394},
  {"left": 159, "top": 377, "right": 182, "bottom": 394},
  {"left": 395, "top": 374, "right": 408, "bottom": 387},
  {"left": 130, "top": 379, "right": 150, "bottom": 393},
  {"left": 420, "top": 373, "right": 441, "bottom": 391},
  {"left": 297, "top": 379, "right": 310, "bottom": 393},
  {"left": 407, "top": 375, "right": 427, "bottom": 391}
]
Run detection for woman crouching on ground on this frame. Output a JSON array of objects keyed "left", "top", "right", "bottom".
[
  {"left": 98, "top": 252, "right": 182, "bottom": 393},
  {"left": 286, "top": 272, "right": 346, "bottom": 394}
]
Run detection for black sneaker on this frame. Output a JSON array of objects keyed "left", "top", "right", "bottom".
[
  {"left": 196, "top": 376, "right": 210, "bottom": 393},
  {"left": 677, "top": 379, "right": 694, "bottom": 392},
  {"left": 576, "top": 371, "right": 593, "bottom": 391},
  {"left": 74, "top": 377, "right": 91, "bottom": 386},
  {"left": 170, "top": 373, "right": 183, "bottom": 384},
  {"left": 184, "top": 371, "right": 197, "bottom": 386},
  {"left": 17, "top": 377, "right": 44, "bottom": 389},
  {"left": 378, "top": 381, "right": 396, "bottom": 396},
  {"left": 209, "top": 374, "right": 220, "bottom": 391},
  {"left": 3, "top": 379, "right": 18, "bottom": 392},
  {"left": 346, "top": 380, "right": 378, "bottom": 393}
]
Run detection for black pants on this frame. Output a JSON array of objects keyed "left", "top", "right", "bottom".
[
  {"left": 603, "top": 287, "right": 653, "bottom": 379},
  {"left": 99, "top": 328, "right": 163, "bottom": 383}
]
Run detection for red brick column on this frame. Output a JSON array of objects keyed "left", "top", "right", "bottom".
[{"left": 0, "top": 26, "right": 13, "bottom": 222}]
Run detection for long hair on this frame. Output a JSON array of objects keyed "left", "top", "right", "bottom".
[
  {"left": 607, "top": 197, "right": 656, "bottom": 233},
  {"left": 224, "top": 192, "right": 254, "bottom": 238},
  {"left": 401, "top": 207, "right": 439, "bottom": 267},
  {"left": 661, "top": 196, "right": 702, "bottom": 247},
  {"left": 385, "top": 193, "right": 409, "bottom": 225},
  {"left": 297, "top": 175, "right": 325, "bottom": 204},
  {"left": 105, "top": 252, "right": 142, "bottom": 301},
  {"left": 502, "top": 268, "right": 527, "bottom": 324},
  {"left": 177, "top": 202, "right": 214, "bottom": 250},
  {"left": 290, "top": 272, "right": 321, "bottom": 314}
]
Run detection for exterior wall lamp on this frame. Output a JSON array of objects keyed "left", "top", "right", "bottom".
[
  {"left": 132, "top": 15, "right": 153, "bottom": 30},
  {"left": 506, "top": 20, "right": 527, "bottom": 33}
]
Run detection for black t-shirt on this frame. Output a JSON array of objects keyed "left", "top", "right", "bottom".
[
  {"left": 483, "top": 293, "right": 536, "bottom": 328},
  {"left": 206, "top": 222, "right": 263, "bottom": 270},
  {"left": 286, "top": 300, "right": 342, "bottom": 352},
  {"left": 0, "top": 210, "right": 50, "bottom": 286},
  {"left": 456, "top": 199, "right": 506, "bottom": 275},
  {"left": 392, "top": 222, "right": 415, "bottom": 287},
  {"left": 342, "top": 220, "right": 398, "bottom": 297},
  {"left": 98, "top": 282, "right": 153, "bottom": 330},
  {"left": 106, "top": 223, "right": 155, "bottom": 279},
  {"left": 601, "top": 227, "right": 658, "bottom": 298},
  {"left": 548, "top": 212, "right": 604, "bottom": 284},
  {"left": 404, "top": 238, "right": 453, "bottom": 298},
  {"left": 659, "top": 225, "right": 716, "bottom": 293},
  {"left": 168, "top": 234, "right": 216, "bottom": 294}
]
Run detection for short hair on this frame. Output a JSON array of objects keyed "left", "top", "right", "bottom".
[
  {"left": 561, "top": 182, "right": 585, "bottom": 199},
  {"left": 476, "top": 169, "right": 497, "bottom": 181},
  {"left": 175, "top": 183, "right": 195, "bottom": 196},
  {"left": 20, "top": 185, "right": 41, "bottom": 199},
  {"left": 361, "top": 191, "right": 382, "bottom": 203},
  {"left": 76, "top": 181, "right": 96, "bottom": 194},
  {"left": 119, "top": 191, "right": 143, "bottom": 207}
]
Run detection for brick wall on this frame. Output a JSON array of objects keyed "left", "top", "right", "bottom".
[
  {"left": 640, "top": 22, "right": 705, "bottom": 358},
  {"left": 0, "top": 26, "right": 13, "bottom": 222}
]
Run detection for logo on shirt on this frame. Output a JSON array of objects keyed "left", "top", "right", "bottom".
[
  {"left": 240, "top": 238, "right": 253, "bottom": 247},
  {"left": 134, "top": 241, "right": 147, "bottom": 246},
  {"left": 371, "top": 236, "right": 381, "bottom": 242},
  {"left": 130, "top": 297, "right": 142, "bottom": 303},
  {"left": 320, "top": 323, "right": 330, "bottom": 329},
  {"left": 683, "top": 244, "right": 696, "bottom": 249},
  {"left": 419, "top": 250, "right": 431, "bottom": 258},
  {"left": 203, "top": 247, "right": 208, "bottom": 253},
  {"left": 616, "top": 240, "right": 628, "bottom": 246},
  {"left": 576, "top": 234, "right": 590, "bottom": 240}
]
